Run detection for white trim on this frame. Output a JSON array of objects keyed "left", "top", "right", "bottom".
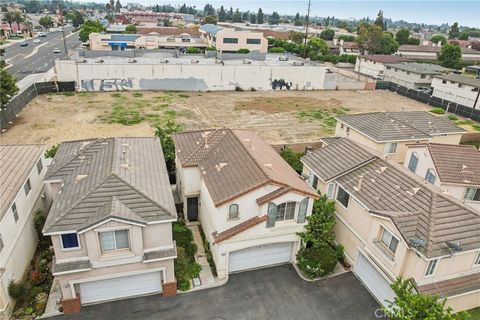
[
  {"left": 424, "top": 258, "right": 440, "bottom": 277},
  {"left": 143, "top": 245, "right": 174, "bottom": 253},
  {"left": 147, "top": 218, "right": 177, "bottom": 225},
  {"left": 59, "top": 233, "right": 81, "bottom": 251},
  {"left": 143, "top": 255, "right": 177, "bottom": 263},
  {"left": 355, "top": 248, "right": 395, "bottom": 283},
  {"left": 44, "top": 230, "right": 78, "bottom": 236},
  {"left": 447, "top": 287, "right": 480, "bottom": 300},
  {"left": 97, "top": 228, "right": 131, "bottom": 252},
  {"left": 79, "top": 218, "right": 146, "bottom": 234},
  {"left": 335, "top": 184, "right": 351, "bottom": 210},
  {"left": 53, "top": 268, "right": 92, "bottom": 276}
]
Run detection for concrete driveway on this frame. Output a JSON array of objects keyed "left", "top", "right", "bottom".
[{"left": 49, "top": 265, "right": 381, "bottom": 320}]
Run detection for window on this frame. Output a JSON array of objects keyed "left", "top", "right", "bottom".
[
  {"left": 308, "top": 173, "right": 319, "bottom": 189},
  {"left": 223, "top": 37, "right": 238, "bottom": 44},
  {"left": 380, "top": 228, "right": 399, "bottom": 253},
  {"left": 228, "top": 204, "right": 239, "bottom": 219},
  {"left": 421, "top": 74, "right": 426, "bottom": 79},
  {"left": 246, "top": 38, "right": 261, "bottom": 45},
  {"left": 408, "top": 153, "right": 418, "bottom": 172},
  {"left": 12, "top": 203, "right": 18, "bottom": 222},
  {"left": 384, "top": 142, "right": 397, "bottom": 154},
  {"left": 336, "top": 186, "right": 350, "bottom": 208},
  {"left": 326, "top": 183, "right": 335, "bottom": 199},
  {"left": 24, "top": 179, "right": 31, "bottom": 196},
  {"left": 464, "top": 187, "right": 480, "bottom": 202},
  {"left": 340, "top": 123, "right": 344, "bottom": 129},
  {"left": 275, "top": 202, "right": 296, "bottom": 221},
  {"left": 425, "top": 169, "right": 436, "bottom": 184},
  {"left": 100, "top": 230, "right": 129, "bottom": 252},
  {"left": 475, "top": 251, "right": 480, "bottom": 265},
  {"left": 36, "top": 159, "right": 43, "bottom": 174},
  {"left": 425, "top": 259, "right": 439, "bottom": 276},
  {"left": 61, "top": 233, "right": 80, "bottom": 250},
  {"left": 0, "top": 235, "right": 3, "bottom": 252}
]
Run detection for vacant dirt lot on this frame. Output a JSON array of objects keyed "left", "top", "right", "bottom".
[{"left": 1, "top": 90, "right": 435, "bottom": 147}]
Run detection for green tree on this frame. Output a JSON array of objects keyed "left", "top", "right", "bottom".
[
  {"left": 395, "top": 28, "right": 410, "bottom": 45},
  {"left": 431, "top": 34, "right": 448, "bottom": 45},
  {"left": 249, "top": 13, "right": 256, "bottom": 24},
  {"left": 218, "top": 5, "right": 226, "bottom": 22},
  {"left": 407, "top": 37, "right": 420, "bottom": 45},
  {"left": 289, "top": 31, "right": 305, "bottom": 44},
  {"left": 124, "top": 24, "right": 136, "bottom": 34},
  {"left": 374, "top": 10, "right": 386, "bottom": 31},
  {"left": 79, "top": 20, "right": 105, "bottom": 42},
  {"left": 39, "top": 15, "right": 54, "bottom": 29},
  {"left": 71, "top": 11, "right": 85, "bottom": 28},
  {"left": 154, "top": 121, "right": 181, "bottom": 170},
  {"left": 448, "top": 22, "right": 459, "bottom": 39},
  {"left": 115, "top": 0, "right": 122, "bottom": 12},
  {"left": 356, "top": 24, "right": 383, "bottom": 54},
  {"left": 204, "top": 15, "right": 217, "bottom": 25},
  {"left": 242, "top": 11, "right": 249, "bottom": 22},
  {"left": 226, "top": 7, "right": 233, "bottom": 21},
  {"left": 268, "top": 11, "right": 280, "bottom": 25},
  {"left": 3, "top": 11, "right": 15, "bottom": 31},
  {"left": 458, "top": 31, "right": 469, "bottom": 40},
  {"left": 279, "top": 147, "right": 303, "bottom": 173},
  {"left": 384, "top": 278, "right": 467, "bottom": 320},
  {"left": 294, "top": 12, "right": 302, "bottom": 26},
  {"left": 232, "top": 9, "right": 242, "bottom": 23},
  {"left": 338, "top": 35, "right": 356, "bottom": 42},
  {"left": 320, "top": 29, "right": 335, "bottom": 40},
  {"left": 0, "top": 67, "right": 18, "bottom": 108},
  {"left": 437, "top": 44, "right": 461, "bottom": 68},
  {"left": 307, "top": 37, "right": 330, "bottom": 55},
  {"left": 179, "top": 3, "right": 187, "bottom": 14},
  {"left": 378, "top": 33, "right": 399, "bottom": 54},
  {"left": 257, "top": 8, "right": 264, "bottom": 24},
  {"left": 203, "top": 3, "right": 215, "bottom": 16}
]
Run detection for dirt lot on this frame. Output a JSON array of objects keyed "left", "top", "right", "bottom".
[{"left": 0, "top": 90, "right": 441, "bottom": 147}]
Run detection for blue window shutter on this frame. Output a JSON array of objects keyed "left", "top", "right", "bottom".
[
  {"left": 297, "top": 198, "right": 309, "bottom": 223},
  {"left": 266, "top": 202, "right": 276, "bottom": 228}
]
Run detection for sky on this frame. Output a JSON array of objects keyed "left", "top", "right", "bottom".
[{"left": 83, "top": 0, "right": 480, "bottom": 27}]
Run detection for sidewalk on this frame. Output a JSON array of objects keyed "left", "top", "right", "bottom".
[{"left": 40, "top": 279, "right": 62, "bottom": 318}]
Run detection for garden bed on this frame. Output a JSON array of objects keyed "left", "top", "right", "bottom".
[{"left": 198, "top": 224, "right": 217, "bottom": 277}]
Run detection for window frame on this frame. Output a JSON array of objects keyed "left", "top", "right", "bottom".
[
  {"left": 474, "top": 251, "right": 480, "bottom": 266},
  {"left": 275, "top": 202, "right": 296, "bottom": 221},
  {"left": 464, "top": 187, "right": 480, "bottom": 202},
  {"left": 0, "top": 234, "right": 3, "bottom": 252},
  {"left": 383, "top": 142, "right": 398, "bottom": 154},
  {"left": 36, "top": 159, "right": 43, "bottom": 174},
  {"left": 99, "top": 229, "right": 130, "bottom": 252},
  {"left": 425, "top": 258, "right": 439, "bottom": 276},
  {"left": 24, "top": 178, "right": 32, "bottom": 196},
  {"left": 326, "top": 183, "right": 335, "bottom": 199},
  {"left": 380, "top": 228, "right": 399, "bottom": 254},
  {"left": 228, "top": 204, "right": 239, "bottom": 220},
  {"left": 60, "top": 233, "right": 81, "bottom": 251},
  {"left": 12, "top": 203, "right": 18, "bottom": 223},
  {"left": 246, "top": 38, "right": 261, "bottom": 45},
  {"left": 222, "top": 37, "right": 238, "bottom": 44},
  {"left": 408, "top": 152, "right": 418, "bottom": 172},
  {"left": 425, "top": 169, "right": 436, "bottom": 184},
  {"left": 336, "top": 186, "right": 350, "bottom": 209}
]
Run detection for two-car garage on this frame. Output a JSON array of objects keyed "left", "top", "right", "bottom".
[
  {"left": 228, "top": 242, "right": 293, "bottom": 273},
  {"left": 79, "top": 271, "right": 163, "bottom": 305}
]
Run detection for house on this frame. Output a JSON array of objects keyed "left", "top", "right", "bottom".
[
  {"left": 0, "top": 145, "right": 51, "bottom": 320},
  {"left": 199, "top": 24, "right": 268, "bottom": 53},
  {"left": 431, "top": 74, "right": 480, "bottom": 108},
  {"left": 383, "top": 62, "right": 450, "bottom": 89},
  {"left": 354, "top": 55, "right": 411, "bottom": 79},
  {"left": 404, "top": 142, "right": 480, "bottom": 212},
  {"left": 42, "top": 137, "right": 177, "bottom": 314},
  {"left": 335, "top": 111, "right": 465, "bottom": 163},
  {"left": 88, "top": 33, "right": 140, "bottom": 51},
  {"left": 397, "top": 45, "right": 480, "bottom": 62},
  {"left": 172, "top": 129, "right": 318, "bottom": 278},
  {"left": 301, "top": 138, "right": 480, "bottom": 312}
]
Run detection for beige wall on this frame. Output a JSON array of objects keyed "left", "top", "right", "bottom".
[
  {"left": 432, "top": 77, "right": 479, "bottom": 108},
  {"left": 215, "top": 29, "right": 268, "bottom": 53},
  {"left": 430, "top": 133, "right": 462, "bottom": 145},
  {"left": 355, "top": 58, "right": 386, "bottom": 78},
  {"left": 383, "top": 67, "right": 434, "bottom": 89}
]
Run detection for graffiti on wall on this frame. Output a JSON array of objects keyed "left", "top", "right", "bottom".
[
  {"left": 81, "top": 79, "right": 134, "bottom": 91},
  {"left": 272, "top": 79, "right": 293, "bottom": 90}
]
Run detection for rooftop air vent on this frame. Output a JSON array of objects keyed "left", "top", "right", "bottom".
[
  {"left": 291, "top": 61, "right": 304, "bottom": 66},
  {"left": 279, "top": 56, "right": 289, "bottom": 61},
  {"left": 409, "top": 238, "right": 426, "bottom": 248},
  {"left": 243, "top": 59, "right": 252, "bottom": 64},
  {"left": 95, "top": 59, "right": 104, "bottom": 63},
  {"left": 446, "top": 241, "right": 463, "bottom": 253},
  {"left": 191, "top": 59, "right": 199, "bottom": 64},
  {"left": 128, "top": 58, "right": 137, "bottom": 63},
  {"left": 160, "top": 59, "right": 169, "bottom": 63}
]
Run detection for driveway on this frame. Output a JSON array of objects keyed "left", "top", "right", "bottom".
[{"left": 49, "top": 265, "right": 381, "bottom": 320}]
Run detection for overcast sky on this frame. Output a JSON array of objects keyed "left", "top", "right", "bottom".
[{"left": 83, "top": 0, "right": 480, "bottom": 27}]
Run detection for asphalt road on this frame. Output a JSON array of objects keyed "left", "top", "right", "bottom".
[
  {"left": 49, "top": 265, "right": 382, "bottom": 320},
  {"left": 4, "top": 27, "right": 81, "bottom": 81}
]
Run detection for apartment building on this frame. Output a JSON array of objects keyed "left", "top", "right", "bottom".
[
  {"left": 199, "top": 24, "right": 268, "bottom": 53},
  {"left": 354, "top": 55, "right": 411, "bottom": 79},
  {"left": 398, "top": 45, "right": 480, "bottom": 62},
  {"left": 431, "top": 74, "right": 480, "bottom": 108},
  {"left": 383, "top": 62, "right": 450, "bottom": 89}
]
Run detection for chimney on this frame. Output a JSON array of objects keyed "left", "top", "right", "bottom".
[{"left": 305, "top": 146, "right": 313, "bottom": 154}]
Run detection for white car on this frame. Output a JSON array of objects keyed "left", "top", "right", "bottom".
[
  {"left": 53, "top": 48, "right": 61, "bottom": 53},
  {"left": 33, "top": 39, "right": 40, "bottom": 43}
]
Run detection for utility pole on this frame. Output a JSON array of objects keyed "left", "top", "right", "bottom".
[
  {"left": 58, "top": 2, "right": 68, "bottom": 58},
  {"left": 302, "top": 0, "right": 311, "bottom": 59}
]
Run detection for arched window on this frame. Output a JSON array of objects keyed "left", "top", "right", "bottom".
[
  {"left": 408, "top": 152, "right": 418, "bottom": 172},
  {"left": 228, "top": 204, "right": 239, "bottom": 219},
  {"left": 425, "top": 169, "right": 436, "bottom": 184}
]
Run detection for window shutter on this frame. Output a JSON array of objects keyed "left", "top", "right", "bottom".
[
  {"left": 266, "top": 202, "right": 276, "bottom": 228},
  {"left": 297, "top": 198, "right": 309, "bottom": 223}
]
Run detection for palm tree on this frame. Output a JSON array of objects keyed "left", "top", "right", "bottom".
[
  {"left": 3, "top": 11, "right": 15, "bottom": 33},
  {"left": 13, "top": 12, "right": 24, "bottom": 33}
]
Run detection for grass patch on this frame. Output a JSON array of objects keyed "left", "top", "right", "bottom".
[
  {"left": 466, "top": 308, "right": 480, "bottom": 320},
  {"left": 132, "top": 92, "right": 143, "bottom": 98},
  {"left": 111, "top": 93, "right": 123, "bottom": 98},
  {"left": 447, "top": 114, "right": 459, "bottom": 121},
  {"left": 60, "top": 91, "right": 75, "bottom": 96},
  {"left": 100, "top": 105, "right": 145, "bottom": 125},
  {"left": 472, "top": 124, "right": 480, "bottom": 131},
  {"left": 295, "top": 107, "right": 346, "bottom": 133},
  {"left": 430, "top": 107, "right": 446, "bottom": 114},
  {"left": 178, "top": 93, "right": 190, "bottom": 98}
]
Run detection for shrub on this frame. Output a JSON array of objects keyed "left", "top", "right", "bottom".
[
  {"left": 44, "top": 144, "right": 59, "bottom": 158},
  {"left": 430, "top": 108, "right": 446, "bottom": 114},
  {"left": 175, "top": 247, "right": 201, "bottom": 291},
  {"left": 297, "top": 245, "right": 338, "bottom": 279},
  {"left": 198, "top": 224, "right": 217, "bottom": 277},
  {"left": 447, "top": 114, "right": 458, "bottom": 121},
  {"left": 172, "top": 221, "right": 197, "bottom": 262},
  {"left": 237, "top": 48, "right": 250, "bottom": 54},
  {"left": 186, "top": 47, "right": 201, "bottom": 54},
  {"left": 269, "top": 47, "right": 286, "bottom": 53},
  {"left": 205, "top": 46, "right": 217, "bottom": 51},
  {"left": 279, "top": 147, "right": 304, "bottom": 174},
  {"left": 8, "top": 281, "right": 30, "bottom": 306}
]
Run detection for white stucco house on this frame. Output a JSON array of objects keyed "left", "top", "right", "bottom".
[
  {"left": 0, "top": 145, "right": 51, "bottom": 320},
  {"left": 404, "top": 142, "right": 480, "bottom": 212},
  {"left": 431, "top": 74, "right": 480, "bottom": 108},
  {"left": 172, "top": 129, "right": 318, "bottom": 278},
  {"left": 383, "top": 62, "right": 450, "bottom": 89},
  {"left": 354, "top": 55, "right": 411, "bottom": 79}
]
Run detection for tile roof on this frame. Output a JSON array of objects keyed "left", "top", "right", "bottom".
[
  {"left": 417, "top": 272, "right": 480, "bottom": 298},
  {"left": 212, "top": 215, "right": 268, "bottom": 243},
  {"left": 43, "top": 137, "right": 176, "bottom": 234},
  {"left": 307, "top": 138, "right": 480, "bottom": 258},
  {"left": 172, "top": 129, "right": 317, "bottom": 206},
  {"left": 0, "top": 144, "right": 45, "bottom": 220},
  {"left": 256, "top": 186, "right": 292, "bottom": 205},
  {"left": 360, "top": 55, "right": 412, "bottom": 63},
  {"left": 336, "top": 111, "right": 465, "bottom": 142},
  {"left": 385, "top": 62, "right": 450, "bottom": 75},
  {"left": 425, "top": 143, "right": 480, "bottom": 186},
  {"left": 301, "top": 139, "right": 376, "bottom": 182},
  {"left": 399, "top": 45, "right": 480, "bottom": 54},
  {"left": 434, "top": 73, "right": 480, "bottom": 88},
  {"left": 52, "top": 259, "right": 92, "bottom": 275},
  {"left": 143, "top": 245, "right": 177, "bottom": 262}
]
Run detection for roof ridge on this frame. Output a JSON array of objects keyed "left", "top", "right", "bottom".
[
  {"left": 180, "top": 129, "right": 223, "bottom": 166},
  {"left": 388, "top": 113, "right": 430, "bottom": 137}
]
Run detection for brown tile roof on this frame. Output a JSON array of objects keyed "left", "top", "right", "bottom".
[
  {"left": 137, "top": 27, "right": 200, "bottom": 36},
  {"left": 360, "top": 55, "right": 412, "bottom": 63},
  {"left": 306, "top": 138, "right": 480, "bottom": 258},
  {"left": 0, "top": 144, "right": 45, "bottom": 219},
  {"left": 418, "top": 272, "right": 480, "bottom": 298},
  {"left": 252, "top": 29, "right": 289, "bottom": 40},
  {"left": 256, "top": 186, "right": 292, "bottom": 205},
  {"left": 212, "top": 215, "right": 268, "bottom": 243},
  {"left": 426, "top": 143, "right": 480, "bottom": 186},
  {"left": 173, "top": 129, "right": 318, "bottom": 207},
  {"left": 400, "top": 45, "right": 480, "bottom": 54}
]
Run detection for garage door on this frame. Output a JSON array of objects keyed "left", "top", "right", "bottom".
[
  {"left": 80, "top": 272, "right": 162, "bottom": 304},
  {"left": 228, "top": 242, "right": 292, "bottom": 273},
  {"left": 355, "top": 253, "right": 395, "bottom": 307}
]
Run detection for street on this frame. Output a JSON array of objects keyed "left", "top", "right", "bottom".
[{"left": 3, "top": 27, "right": 81, "bottom": 81}]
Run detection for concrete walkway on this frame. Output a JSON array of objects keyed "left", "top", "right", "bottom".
[
  {"left": 188, "top": 225, "right": 216, "bottom": 289},
  {"left": 40, "top": 279, "right": 63, "bottom": 318}
]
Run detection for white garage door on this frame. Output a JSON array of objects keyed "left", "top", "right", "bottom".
[
  {"left": 355, "top": 253, "right": 395, "bottom": 307},
  {"left": 228, "top": 242, "right": 292, "bottom": 273},
  {"left": 80, "top": 272, "right": 162, "bottom": 304}
]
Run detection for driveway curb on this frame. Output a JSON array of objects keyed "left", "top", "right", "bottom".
[{"left": 292, "top": 262, "right": 350, "bottom": 282}]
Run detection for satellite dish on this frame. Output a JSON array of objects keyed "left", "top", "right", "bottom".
[{"left": 446, "top": 241, "right": 463, "bottom": 252}]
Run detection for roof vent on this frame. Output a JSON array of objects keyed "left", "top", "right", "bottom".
[
  {"left": 243, "top": 59, "right": 252, "bottom": 64},
  {"left": 160, "top": 59, "right": 169, "bottom": 63},
  {"left": 264, "top": 163, "right": 273, "bottom": 170},
  {"left": 75, "top": 175, "right": 88, "bottom": 183},
  {"left": 215, "top": 163, "right": 228, "bottom": 171},
  {"left": 375, "top": 166, "right": 388, "bottom": 174},
  {"left": 191, "top": 59, "right": 199, "bottom": 64},
  {"left": 279, "top": 56, "right": 289, "bottom": 61},
  {"left": 120, "top": 163, "right": 131, "bottom": 169},
  {"left": 354, "top": 175, "right": 364, "bottom": 192},
  {"left": 462, "top": 164, "right": 468, "bottom": 170},
  {"left": 128, "top": 58, "right": 137, "bottom": 63}
]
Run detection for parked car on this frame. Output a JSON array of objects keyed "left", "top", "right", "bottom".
[
  {"left": 38, "top": 32, "right": 47, "bottom": 37},
  {"left": 417, "top": 87, "right": 433, "bottom": 95},
  {"left": 33, "top": 39, "right": 40, "bottom": 43},
  {"left": 53, "top": 48, "right": 61, "bottom": 53},
  {"left": 20, "top": 42, "right": 28, "bottom": 47}
]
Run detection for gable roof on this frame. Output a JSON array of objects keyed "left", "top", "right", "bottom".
[
  {"left": 172, "top": 129, "right": 317, "bottom": 206},
  {"left": 43, "top": 137, "right": 176, "bottom": 234},
  {"left": 0, "top": 144, "right": 45, "bottom": 220},
  {"left": 212, "top": 215, "right": 268, "bottom": 243},
  {"left": 425, "top": 143, "right": 480, "bottom": 187},
  {"left": 336, "top": 111, "right": 465, "bottom": 142},
  {"left": 307, "top": 138, "right": 480, "bottom": 258}
]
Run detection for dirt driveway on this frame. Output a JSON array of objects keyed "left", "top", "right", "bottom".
[{"left": 0, "top": 90, "right": 432, "bottom": 147}]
